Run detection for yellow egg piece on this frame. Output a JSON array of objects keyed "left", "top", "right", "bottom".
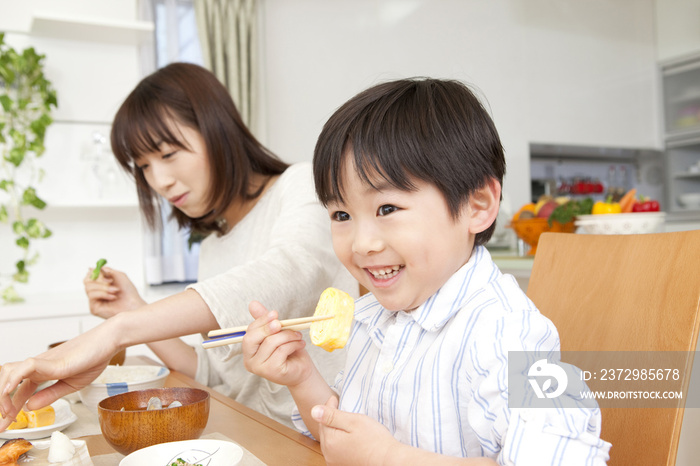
[
  {"left": 25, "top": 405, "right": 55, "bottom": 428},
  {"left": 310, "top": 288, "right": 355, "bottom": 352},
  {"left": 2, "top": 409, "right": 28, "bottom": 430}
]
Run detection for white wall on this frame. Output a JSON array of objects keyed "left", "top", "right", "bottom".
[
  {"left": 0, "top": 0, "right": 160, "bottom": 361},
  {"left": 0, "top": 0, "right": 146, "bottom": 298},
  {"left": 656, "top": 0, "right": 700, "bottom": 61},
  {"left": 259, "top": 0, "right": 660, "bottom": 212}
]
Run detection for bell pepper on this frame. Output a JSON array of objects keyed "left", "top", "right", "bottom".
[
  {"left": 592, "top": 196, "right": 622, "bottom": 215},
  {"left": 632, "top": 196, "right": 661, "bottom": 212}
]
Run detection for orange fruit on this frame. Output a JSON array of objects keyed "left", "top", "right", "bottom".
[{"left": 512, "top": 203, "right": 536, "bottom": 222}]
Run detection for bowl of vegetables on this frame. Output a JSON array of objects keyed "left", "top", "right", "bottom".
[
  {"left": 508, "top": 197, "right": 591, "bottom": 255},
  {"left": 575, "top": 189, "right": 665, "bottom": 235},
  {"left": 575, "top": 212, "right": 666, "bottom": 235}
]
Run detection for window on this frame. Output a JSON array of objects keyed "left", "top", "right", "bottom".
[{"left": 154, "top": 0, "right": 203, "bottom": 67}]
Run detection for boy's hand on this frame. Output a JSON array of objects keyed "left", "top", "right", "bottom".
[
  {"left": 242, "top": 301, "right": 313, "bottom": 387},
  {"left": 83, "top": 267, "right": 146, "bottom": 319},
  {"left": 312, "top": 396, "right": 398, "bottom": 466}
]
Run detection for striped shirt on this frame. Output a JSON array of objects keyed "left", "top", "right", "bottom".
[{"left": 294, "top": 246, "right": 611, "bottom": 464}]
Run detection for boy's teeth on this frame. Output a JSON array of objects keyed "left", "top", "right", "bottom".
[{"left": 369, "top": 265, "right": 401, "bottom": 279}]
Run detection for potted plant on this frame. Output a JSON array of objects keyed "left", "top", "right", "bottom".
[{"left": 0, "top": 33, "right": 57, "bottom": 303}]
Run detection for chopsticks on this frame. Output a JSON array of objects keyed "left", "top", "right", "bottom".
[{"left": 202, "top": 314, "right": 334, "bottom": 349}]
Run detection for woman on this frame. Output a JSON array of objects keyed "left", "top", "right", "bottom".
[{"left": 0, "top": 63, "right": 356, "bottom": 430}]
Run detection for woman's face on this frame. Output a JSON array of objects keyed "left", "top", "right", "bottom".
[{"left": 134, "top": 121, "right": 212, "bottom": 218}]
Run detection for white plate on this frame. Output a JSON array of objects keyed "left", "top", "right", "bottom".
[
  {"left": 0, "top": 399, "right": 77, "bottom": 440},
  {"left": 119, "top": 439, "right": 243, "bottom": 466},
  {"left": 19, "top": 439, "right": 92, "bottom": 466}
]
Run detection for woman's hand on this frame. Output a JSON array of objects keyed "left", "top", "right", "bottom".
[
  {"left": 83, "top": 267, "right": 146, "bottom": 319},
  {"left": 242, "top": 301, "right": 314, "bottom": 388},
  {"left": 0, "top": 335, "right": 116, "bottom": 432}
]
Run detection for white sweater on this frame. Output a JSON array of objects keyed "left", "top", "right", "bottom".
[{"left": 189, "top": 162, "right": 357, "bottom": 427}]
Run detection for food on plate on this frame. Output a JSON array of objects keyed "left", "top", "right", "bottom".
[
  {"left": 47, "top": 431, "right": 75, "bottom": 463},
  {"left": 0, "top": 405, "right": 54, "bottom": 430},
  {"left": 592, "top": 197, "right": 622, "bottom": 215},
  {"left": 310, "top": 287, "right": 355, "bottom": 352},
  {"left": 169, "top": 460, "right": 203, "bottom": 466},
  {"left": 25, "top": 406, "right": 55, "bottom": 429},
  {"left": 90, "top": 258, "right": 108, "bottom": 280},
  {"left": 2, "top": 411, "right": 27, "bottom": 430},
  {"left": 619, "top": 188, "right": 637, "bottom": 213},
  {"left": 0, "top": 438, "right": 32, "bottom": 465}
]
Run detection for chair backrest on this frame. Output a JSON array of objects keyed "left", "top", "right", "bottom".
[{"left": 527, "top": 230, "right": 700, "bottom": 466}]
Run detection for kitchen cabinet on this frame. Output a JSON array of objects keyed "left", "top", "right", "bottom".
[{"left": 661, "top": 52, "right": 700, "bottom": 219}]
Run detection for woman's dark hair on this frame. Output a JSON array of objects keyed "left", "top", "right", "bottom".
[
  {"left": 313, "top": 78, "right": 506, "bottom": 246},
  {"left": 111, "top": 62, "right": 288, "bottom": 235}
]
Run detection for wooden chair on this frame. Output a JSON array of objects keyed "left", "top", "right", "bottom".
[{"left": 526, "top": 230, "right": 700, "bottom": 466}]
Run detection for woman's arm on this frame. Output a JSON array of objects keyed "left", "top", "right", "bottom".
[
  {"left": 0, "top": 288, "right": 218, "bottom": 429},
  {"left": 145, "top": 339, "right": 198, "bottom": 378},
  {"left": 84, "top": 267, "right": 201, "bottom": 377}
]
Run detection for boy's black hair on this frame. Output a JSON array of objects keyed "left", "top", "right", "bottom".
[{"left": 313, "top": 77, "right": 506, "bottom": 246}]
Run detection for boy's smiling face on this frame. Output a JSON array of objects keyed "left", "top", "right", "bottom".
[{"left": 327, "top": 158, "right": 478, "bottom": 312}]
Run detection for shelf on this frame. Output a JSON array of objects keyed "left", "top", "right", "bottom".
[
  {"left": 673, "top": 172, "right": 700, "bottom": 179},
  {"left": 530, "top": 142, "right": 660, "bottom": 163},
  {"left": 665, "top": 130, "right": 700, "bottom": 147},
  {"left": 666, "top": 209, "right": 700, "bottom": 222},
  {"left": 30, "top": 11, "right": 154, "bottom": 46},
  {"left": 671, "top": 90, "right": 700, "bottom": 104}
]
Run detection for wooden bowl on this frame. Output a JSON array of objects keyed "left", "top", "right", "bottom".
[
  {"left": 508, "top": 218, "right": 576, "bottom": 255},
  {"left": 98, "top": 387, "right": 210, "bottom": 455}
]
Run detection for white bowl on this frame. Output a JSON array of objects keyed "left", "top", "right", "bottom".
[
  {"left": 78, "top": 365, "right": 169, "bottom": 414},
  {"left": 575, "top": 212, "right": 666, "bottom": 235},
  {"left": 119, "top": 439, "right": 243, "bottom": 466},
  {"left": 678, "top": 193, "right": 700, "bottom": 209}
]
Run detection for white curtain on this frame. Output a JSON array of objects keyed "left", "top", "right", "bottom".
[{"left": 194, "top": 0, "right": 258, "bottom": 132}]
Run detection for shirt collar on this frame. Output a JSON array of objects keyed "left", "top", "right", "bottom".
[{"left": 354, "top": 246, "right": 501, "bottom": 338}]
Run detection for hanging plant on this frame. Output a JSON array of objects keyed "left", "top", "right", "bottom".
[{"left": 0, "top": 33, "right": 57, "bottom": 304}]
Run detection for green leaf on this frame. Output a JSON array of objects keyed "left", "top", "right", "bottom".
[
  {"left": 26, "top": 251, "right": 40, "bottom": 265},
  {"left": 0, "top": 94, "right": 11, "bottom": 112},
  {"left": 12, "top": 220, "right": 24, "bottom": 235},
  {"left": 15, "top": 260, "right": 26, "bottom": 273},
  {"left": 6, "top": 147, "right": 25, "bottom": 166},
  {"left": 16, "top": 236, "right": 29, "bottom": 249},
  {"left": 0, "top": 180, "right": 12, "bottom": 191},
  {"left": 1, "top": 286, "right": 24, "bottom": 304},
  {"left": 22, "top": 187, "right": 47, "bottom": 209},
  {"left": 0, "top": 67, "right": 15, "bottom": 85},
  {"left": 25, "top": 218, "right": 50, "bottom": 238},
  {"left": 0, "top": 205, "right": 7, "bottom": 223},
  {"left": 13, "top": 266, "right": 29, "bottom": 283}
]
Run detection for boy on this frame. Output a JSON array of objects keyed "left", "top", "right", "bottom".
[{"left": 242, "top": 78, "right": 611, "bottom": 464}]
